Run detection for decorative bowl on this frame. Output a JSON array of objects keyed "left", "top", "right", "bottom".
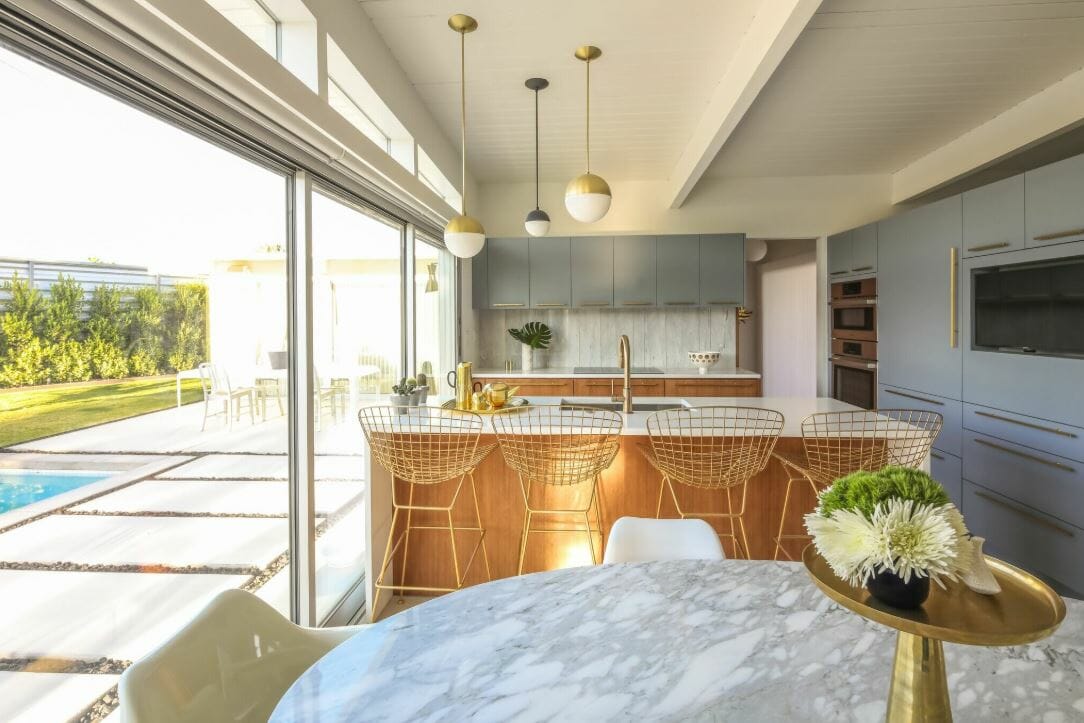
[{"left": 688, "top": 351, "right": 721, "bottom": 375}]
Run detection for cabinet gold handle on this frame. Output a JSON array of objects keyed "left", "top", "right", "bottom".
[
  {"left": 974, "top": 438, "right": 1076, "bottom": 473},
  {"left": 966, "top": 242, "right": 1010, "bottom": 252},
  {"left": 974, "top": 410, "right": 1078, "bottom": 438},
  {"left": 535, "top": 303, "right": 567, "bottom": 308},
  {"left": 621, "top": 301, "right": 652, "bottom": 306},
  {"left": 518, "top": 381, "right": 570, "bottom": 387},
  {"left": 1033, "top": 227, "right": 1084, "bottom": 242},
  {"left": 930, "top": 451, "right": 945, "bottom": 461},
  {"left": 493, "top": 303, "right": 525, "bottom": 308},
  {"left": 850, "top": 265, "right": 874, "bottom": 272},
  {"left": 579, "top": 301, "right": 611, "bottom": 307},
  {"left": 829, "top": 271, "right": 849, "bottom": 276},
  {"left": 709, "top": 301, "right": 738, "bottom": 305},
  {"left": 883, "top": 388, "right": 944, "bottom": 406},
  {"left": 949, "top": 246, "right": 958, "bottom": 349},
  {"left": 665, "top": 301, "right": 695, "bottom": 306},
  {"left": 974, "top": 491, "right": 1075, "bottom": 538}
]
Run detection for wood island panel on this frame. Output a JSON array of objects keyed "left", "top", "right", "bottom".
[
  {"left": 664, "top": 378, "right": 761, "bottom": 397},
  {"left": 572, "top": 378, "right": 666, "bottom": 397},
  {"left": 475, "top": 376, "right": 758, "bottom": 398},
  {"left": 474, "top": 377, "right": 575, "bottom": 396}
]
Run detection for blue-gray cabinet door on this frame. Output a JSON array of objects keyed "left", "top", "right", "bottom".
[
  {"left": 656, "top": 235, "right": 701, "bottom": 307},
  {"left": 571, "top": 237, "right": 614, "bottom": 308},
  {"left": 528, "top": 237, "right": 571, "bottom": 309},
  {"left": 613, "top": 235, "right": 657, "bottom": 308},
  {"left": 470, "top": 246, "right": 488, "bottom": 309},
  {"left": 828, "top": 231, "right": 852, "bottom": 278},
  {"left": 1025, "top": 152, "right": 1084, "bottom": 248},
  {"left": 877, "top": 194, "right": 962, "bottom": 400},
  {"left": 963, "top": 174, "right": 1025, "bottom": 257},
  {"left": 699, "top": 234, "right": 744, "bottom": 306},
  {"left": 850, "top": 223, "right": 877, "bottom": 275},
  {"left": 486, "top": 237, "right": 529, "bottom": 309}
]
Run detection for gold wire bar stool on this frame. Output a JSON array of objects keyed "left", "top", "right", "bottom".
[
  {"left": 643, "top": 406, "right": 784, "bottom": 559},
  {"left": 359, "top": 406, "right": 496, "bottom": 613},
  {"left": 492, "top": 405, "right": 623, "bottom": 575},
  {"left": 771, "top": 409, "right": 944, "bottom": 560}
]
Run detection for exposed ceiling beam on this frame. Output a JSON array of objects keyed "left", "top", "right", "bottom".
[
  {"left": 892, "top": 66, "right": 1084, "bottom": 204},
  {"left": 664, "top": 0, "right": 822, "bottom": 209}
]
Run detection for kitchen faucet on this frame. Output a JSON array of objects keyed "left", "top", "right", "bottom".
[{"left": 617, "top": 334, "right": 633, "bottom": 413}]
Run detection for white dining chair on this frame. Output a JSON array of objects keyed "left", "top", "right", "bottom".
[
  {"left": 118, "top": 589, "right": 364, "bottom": 723},
  {"left": 603, "top": 516, "right": 726, "bottom": 564}
]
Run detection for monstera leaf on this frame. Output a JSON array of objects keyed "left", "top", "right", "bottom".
[{"left": 508, "top": 321, "right": 552, "bottom": 350}]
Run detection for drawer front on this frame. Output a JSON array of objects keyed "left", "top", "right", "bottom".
[
  {"left": 963, "top": 403, "right": 1084, "bottom": 463},
  {"left": 632, "top": 379, "right": 665, "bottom": 397},
  {"left": 963, "top": 433, "right": 1084, "bottom": 529},
  {"left": 963, "top": 481, "right": 1084, "bottom": 595},
  {"left": 929, "top": 450, "right": 962, "bottom": 510},
  {"left": 878, "top": 385, "right": 961, "bottom": 457},
  {"left": 476, "top": 378, "right": 575, "bottom": 397},
  {"left": 573, "top": 378, "right": 616, "bottom": 397},
  {"left": 664, "top": 379, "right": 760, "bottom": 397}
]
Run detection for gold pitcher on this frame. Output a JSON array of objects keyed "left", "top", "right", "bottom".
[
  {"left": 447, "top": 362, "right": 481, "bottom": 410},
  {"left": 482, "top": 382, "right": 519, "bottom": 409}
]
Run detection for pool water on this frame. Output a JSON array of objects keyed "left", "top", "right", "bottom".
[{"left": 0, "top": 469, "right": 112, "bottom": 514}]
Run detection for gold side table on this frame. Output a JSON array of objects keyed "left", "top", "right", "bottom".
[{"left": 803, "top": 545, "right": 1066, "bottom": 722}]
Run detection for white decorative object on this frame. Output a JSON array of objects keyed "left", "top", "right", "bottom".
[
  {"left": 962, "top": 537, "right": 1001, "bottom": 595},
  {"left": 688, "top": 351, "right": 721, "bottom": 375},
  {"left": 521, "top": 345, "right": 534, "bottom": 372}
]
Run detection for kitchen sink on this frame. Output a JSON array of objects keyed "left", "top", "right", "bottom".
[
  {"left": 572, "top": 366, "right": 664, "bottom": 374},
  {"left": 560, "top": 399, "right": 690, "bottom": 413}
]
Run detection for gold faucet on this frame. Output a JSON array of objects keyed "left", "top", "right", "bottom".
[{"left": 618, "top": 334, "right": 633, "bottom": 413}]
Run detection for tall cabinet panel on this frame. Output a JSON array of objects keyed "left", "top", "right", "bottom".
[
  {"left": 850, "top": 223, "right": 877, "bottom": 275},
  {"left": 828, "top": 231, "right": 852, "bottom": 278},
  {"left": 1025, "top": 153, "right": 1084, "bottom": 248},
  {"left": 528, "top": 237, "right": 571, "bottom": 309},
  {"left": 656, "top": 235, "right": 700, "bottom": 306},
  {"left": 877, "top": 195, "right": 962, "bottom": 400},
  {"left": 470, "top": 247, "right": 488, "bottom": 309},
  {"left": 571, "top": 237, "right": 614, "bottom": 308},
  {"left": 962, "top": 174, "right": 1025, "bottom": 257},
  {"left": 613, "top": 235, "right": 657, "bottom": 308},
  {"left": 699, "top": 234, "right": 744, "bottom": 306},
  {"left": 486, "top": 237, "right": 529, "bottom": 309}
]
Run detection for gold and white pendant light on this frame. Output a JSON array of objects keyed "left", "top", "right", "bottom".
[
  {"left": 524, "top": 77, "right": 550, "bottom": 237},
  {"left": 443, "top": 13, "right": 485, "bottom": 258},
  {"left": 565, "top": 45, "right": 611, "bottom": 224}
]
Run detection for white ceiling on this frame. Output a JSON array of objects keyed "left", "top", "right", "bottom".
[
  {"left": 358, "top": 0, "right": 762, "bottom": 183},
  {"left": 706, "top": 0, "right": 1084, "bottom": 178}
]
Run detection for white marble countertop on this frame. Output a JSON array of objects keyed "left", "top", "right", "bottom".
[
  {"left": 271, "top": 560, "right": 1084, "bottom": 722},
  {"left": 472, "top": 367, "right": 762, "bottom": 379}
]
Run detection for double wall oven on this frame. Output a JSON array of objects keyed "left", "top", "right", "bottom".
[{"left": 831, "top": 278, "right": 877, "bottom": 409}]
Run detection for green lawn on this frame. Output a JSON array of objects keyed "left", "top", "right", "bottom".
[{"left": 0, "top": 377, "right": 203, "bottom": 448}]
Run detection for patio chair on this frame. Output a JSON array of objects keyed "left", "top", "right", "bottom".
[{"left": 198, "top": 363, "right": 256, "bottom": 431}]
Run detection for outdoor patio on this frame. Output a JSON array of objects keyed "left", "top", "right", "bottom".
[{"left": 0, "top": 400, "right": 368, "bottom": 722}]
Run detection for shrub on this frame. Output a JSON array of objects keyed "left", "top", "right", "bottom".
[
  {"left": 125, "top": 287, "right": 165, "bottom": 375},
  {"left": 86, "top": 285, "right": 125, "bottom": 347},
  {"left": 85, "top": 336, "right": 129, "bottom": 379},
  {"left": 43, "top": 275, "right": 83, "bottom": 343},
  {"left": 165, "top": 283, "right": 207, "bottom": 372},
  {"left": 0, "top": 276, "right": 46, "bottom": 386},
  {"left": 44, "top": 340, "right": 92, "bottom": 383}
]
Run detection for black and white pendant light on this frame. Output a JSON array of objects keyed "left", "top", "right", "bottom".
[{"left": 524, "top": 77, "right": 550, "bottom": 237}]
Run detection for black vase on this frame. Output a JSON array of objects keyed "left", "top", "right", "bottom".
[{"left": 866, "top": 570, "right": 930, "bottom": 609}]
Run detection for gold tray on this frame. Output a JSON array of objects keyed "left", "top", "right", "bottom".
[
  {"left": 803, "top": 544, "right": 1066, "bottom": 646},
  {"left": 441, "top": 398, "right": 531, "bottom": 415}
]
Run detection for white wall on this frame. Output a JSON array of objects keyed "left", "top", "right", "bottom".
[{"left": 757, "top": 247, "right": 818, "bottom": 396}]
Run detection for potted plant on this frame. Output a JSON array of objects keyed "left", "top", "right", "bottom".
[
  {"left": 805, "top": 466, "right": 973, "bottom": 609},
  {"left": 508, "top": 321, "right": 552, "bottom": 373},
  {"left": 390, "top": 377, "right": 416, "bottom": 413},
  {"left": 415, "top": 372, "right": 429, "bottom": 403}
]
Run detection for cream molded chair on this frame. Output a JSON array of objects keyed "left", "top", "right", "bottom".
[
  {"left": 603, "top": 516, "right": 725, "bottom": 564},
  {"left": 119, "top": 589, "right": 364, "bottom": 723}
]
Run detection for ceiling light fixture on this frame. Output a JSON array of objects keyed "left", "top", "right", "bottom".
[
  {"left": 565, "top": 45, "right": 611, "bottom": 224},
  {"left": 524, "top": 77, "right": 550, "bottom": 237},
  {"left": 443, "top": 13, "right": 485, "bottom": 258}
]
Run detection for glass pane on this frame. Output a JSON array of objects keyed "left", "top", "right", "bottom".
[
  {"left": 311, "top": 189, "right": 403, "bottom": 620},
  {"left": 205, "top": 0, "right": 278, "bottom": 57},
  {"left": 328, "top": 78, "right": 390, "bottom": 153},
  {"left": 414, "top": 236, "right": 456, "bottom": 394},
  {"left": 0, "top": 44, "right": 289, "bottom": 720}
]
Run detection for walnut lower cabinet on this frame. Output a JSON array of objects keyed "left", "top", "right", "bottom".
[
  {"left": 663, "top": 379, "right": 761, "bottom": 397},
  {"left": 475, "top": 377, "right": 760, "bottom": 399}
]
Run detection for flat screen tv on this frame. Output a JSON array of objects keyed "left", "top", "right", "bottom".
[{"left": 972, "top": 254, "right": 1084, "bottom": 358}]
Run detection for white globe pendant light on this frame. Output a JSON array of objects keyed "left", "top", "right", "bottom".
[
  {"left": 565, "top": 45, "right": 611, "bottom": 224},
  {"left": 524, "top": 77, "right": 550, "bottom": 237},
  {"left": 443, "top": 14, "right": 486, "bottom": 258}
]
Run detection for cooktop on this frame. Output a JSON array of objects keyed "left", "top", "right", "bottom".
[{"left": 573, "top": 366, "right": 664, "bottom": 374}]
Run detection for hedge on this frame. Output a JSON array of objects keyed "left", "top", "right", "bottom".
[{"left": 0, "top": 274, "right": 207, "bottom": 387}]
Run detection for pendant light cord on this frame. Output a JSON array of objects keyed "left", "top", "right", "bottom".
[
  {"left": 534, "top": 87, "right": 540, "bottom": 210},
  {"left": 459, "top": 28, "right": 467, "bottom": 215},
  {"left": 585, "top": 57, "right": 591, "bottom": 174}
]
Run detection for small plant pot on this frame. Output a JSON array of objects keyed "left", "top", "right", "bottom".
[
  {"left": 389, "top": 394, "right": 410, "bottom": 413},
  {"left": 409, "top": 389, "right": 422, "bottom": 406},
  {"left": 866, "top": 570, "right": 930, "bottom": 609},
  {"left": 415, "top": 386, "right": 429, "bottom": 404}
]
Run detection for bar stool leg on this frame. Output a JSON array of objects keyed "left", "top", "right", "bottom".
[
  {"left": 517, "top": 475, "right": 533, "bottom": 576},
  {"left": 400, "top": 482, "right": 417, "bottom": 591},
  {"left": 655, "top": 476, "right": 667, "bottom": 518},
  {"left": 372, "top": 505, "right": 400, "bottom": 621},
  {"left": 592, "top": 475, "right": 605, "bottom": 560},
  {"left": 447, "top": 504, "right": 462, "bottom": 589},
  {"left": 469, "top": 471, "right": 492, "bottom": 581}
]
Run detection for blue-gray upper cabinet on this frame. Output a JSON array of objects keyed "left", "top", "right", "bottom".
[
  {"left": 699, "top": 234, "right": 745, "bottom": 306},
  {"left": 962, "top": 174, "right": 1025, "bottom": 257},
  {"left": 486, "top": 237, "right": 529, "bottom": 309},
  {"left": 656, "top": 235, "right": 701, "bottom": 307},
  {"left": 877, "top": 194, "right": 963, "bottom": 400},
  {"left": 528, "top": 237, "right": 571, "bottom": 309},
  {"left": 613, "top": 235, "right": 657, "bottom": 308},
  {"left": 850, "top": 223, "right": 877, "bottom": 275},
  {"left": 470, "top": 247, "right": 488, "bottom": 310},
  {"left": 1026, "top": 152, "right": 1084, "bottom": 248},
  {"left": 827, "top": 231, "right": 852, "bottom": 278},
  {"left": 571, "top": 237, "right": 614, "bottom": 308}
]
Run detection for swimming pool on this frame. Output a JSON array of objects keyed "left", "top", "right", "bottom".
[{"left": 0, "top": 469, "right": 112, "bottom": 514}]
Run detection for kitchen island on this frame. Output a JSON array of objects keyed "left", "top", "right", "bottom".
[
  {"left": 363, "top": 395, "right": 870, "bottom": 620},
  {"left": 471, "top": 367, "right": 762, "bottom": 397}
]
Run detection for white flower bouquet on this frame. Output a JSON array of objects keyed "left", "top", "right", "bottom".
[{"left": 805, "top": 466, "right": 973, "bottom": 608}]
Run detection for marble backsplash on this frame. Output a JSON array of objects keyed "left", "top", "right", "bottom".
[{"left": 467, "top": 307, "right": 737, "bottom": 371}]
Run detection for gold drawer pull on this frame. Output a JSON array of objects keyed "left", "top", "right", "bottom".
[
  {"left": 966, "top": 242, "right": 1010, "bottom": 252},
  {"left": 850, "top": 265, "right": 874, "bottom": 272},
  {"left": 492, "top": 303, "right": 525, "bottom": 308},
  {"left": 829, "top": 271, "right": 849, "bottom": 276},
  {"left": 974, "top": 491, "right": 1075, "bottom": 538},
  {"left": 949, "top": 246, "right": 958, "bottom": 349},
  {"left": 665, "top": 301, "right": 696, "bottom": 306},
  {"left": 708, "top": 300, "right": 738, "bottom": 305},
  {"left": 520, "top": 381, "right": 570, "bottom": 387},
  {"left": 1033, "top": 227, "right": 1084, "bottom": 242},
  {"left": 974, "top": 438, "right": 1076, "bottom": 473},
  {"left": 974, "top": 410, "right": 1078, "bottom": 439},
  {"left": 535, "top": 303, "right": 567, "bottom": 308},
  {"left": 621, "top": 301, "right": 652, "bottom": 306},
  {"left": 579, "top": 301, "right": 611, "bottom": 307},
  {"left": 930, "top": 451, "right": 945, "bottom": 461},
  {"left": 883, "top": 388, "right": 944, "bottom": 406}
]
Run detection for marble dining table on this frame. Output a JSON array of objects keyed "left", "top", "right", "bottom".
[{"left": 271, "top": 560, "right": 1084, "bottom": 722}]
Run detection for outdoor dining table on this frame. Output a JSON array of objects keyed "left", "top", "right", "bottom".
[{"left": 270, "top": 560, "right": 1084, "bottom": 722}]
